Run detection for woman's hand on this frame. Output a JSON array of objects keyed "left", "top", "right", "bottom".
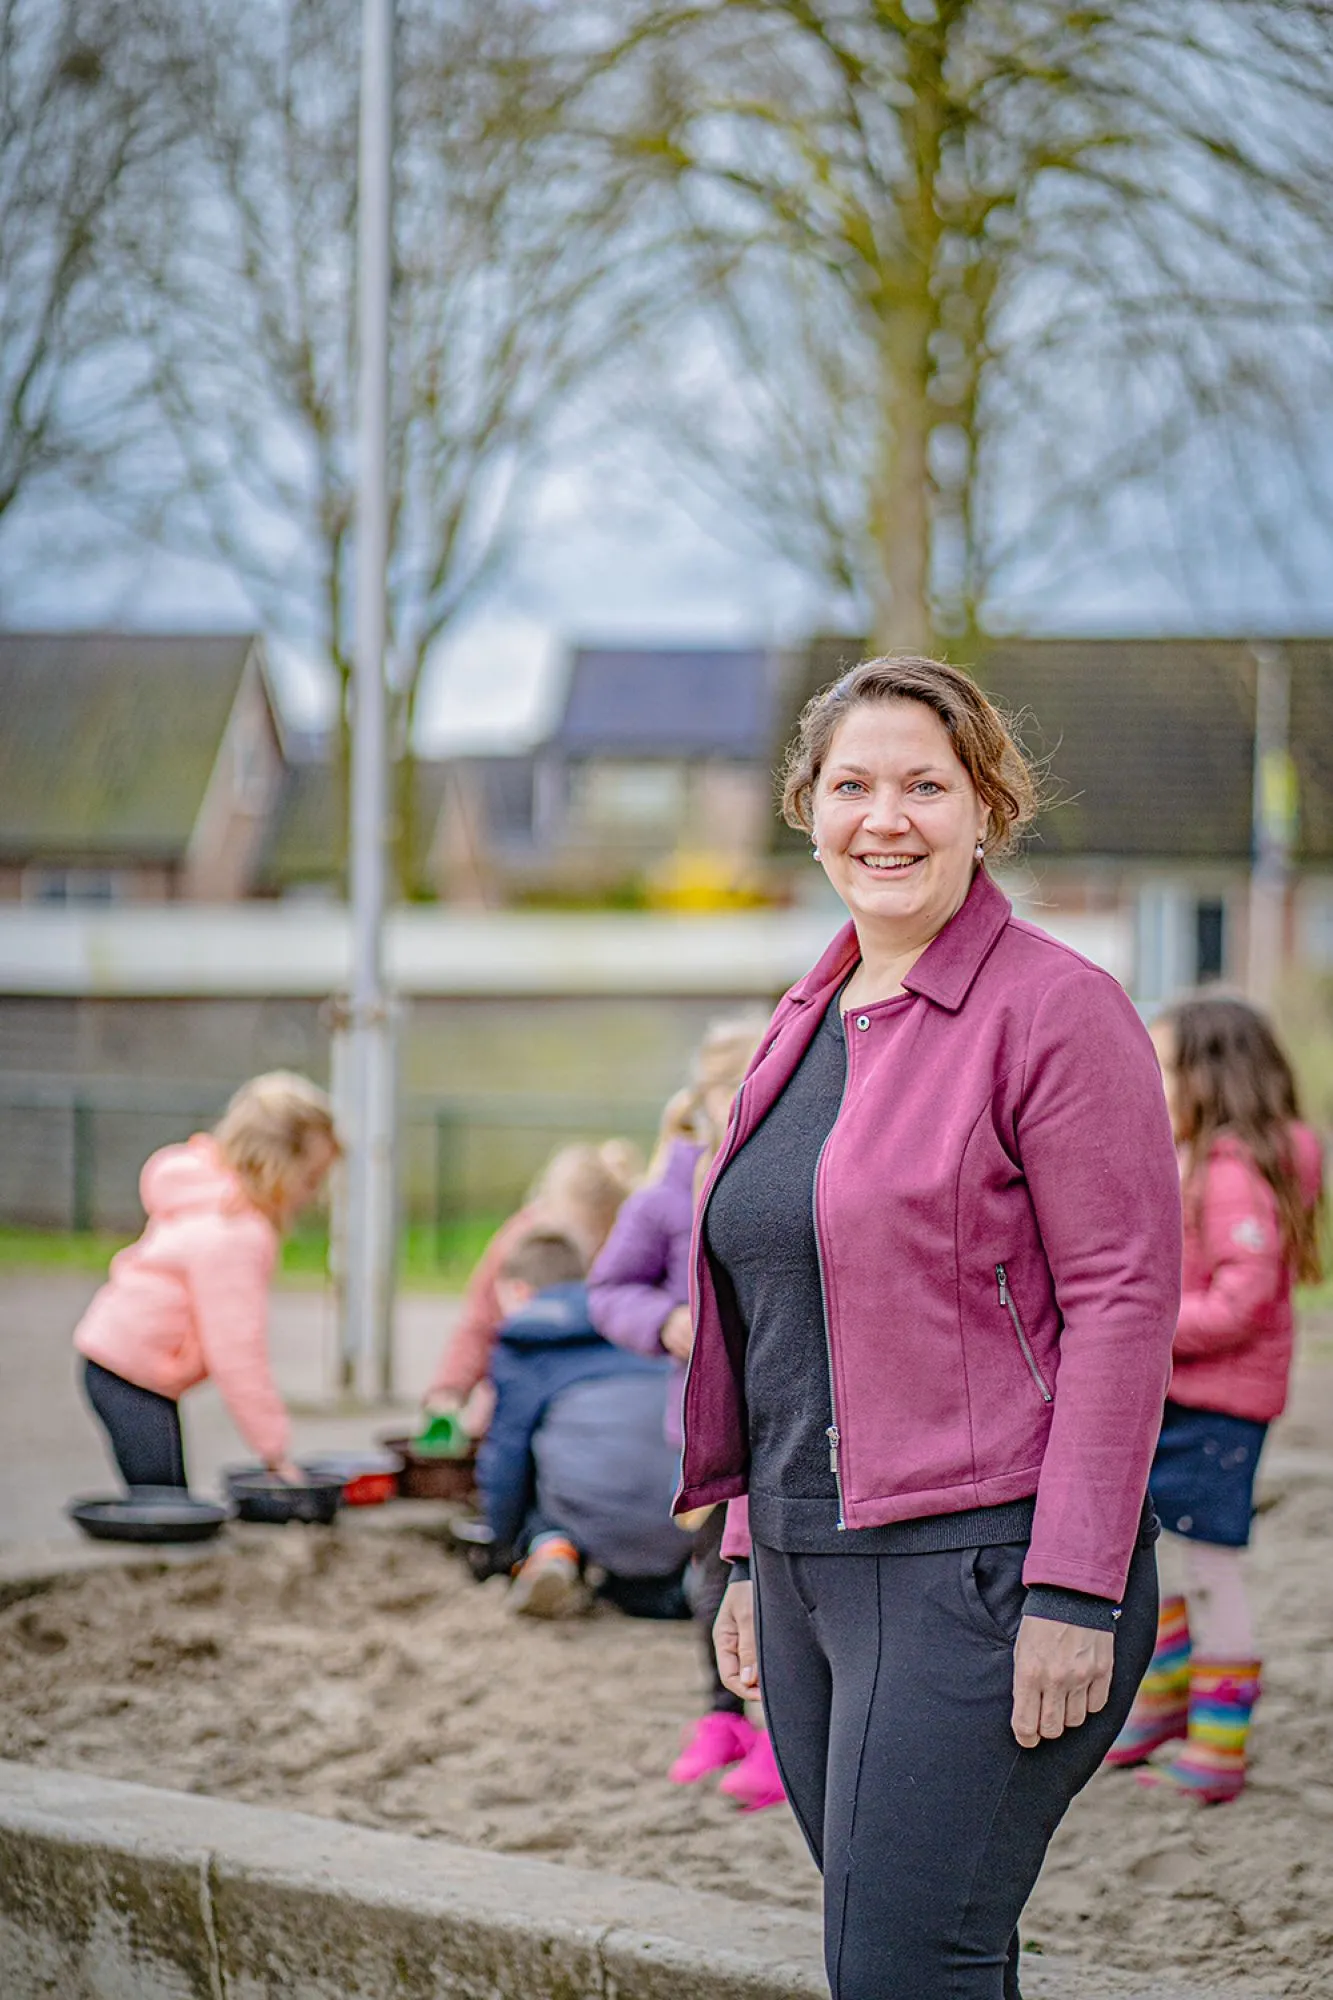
[
  {"left": 266, "top": 1458, "right": 305, "bottom": 1485},
  {"left": 660, "top": 1305, "right": 695, "bottom": 1362},
  {"left": 714, "top": 1580, "right": 759, "bottom": 1702},
  {"left": 1011, "top": 1615, "right": 1114, "bottom": 1748}
]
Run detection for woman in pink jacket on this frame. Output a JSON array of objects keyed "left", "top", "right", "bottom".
[
  {"left": 682, "top": 656, "right": 1182, "bottom": 2000},
  {"left": 1107, "top": 996, "right": 1324, "bottom": 1801},
  {"left": 74, "top": 1073, "right": 340, "bottom": 1489}
]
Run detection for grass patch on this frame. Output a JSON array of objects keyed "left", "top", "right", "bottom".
[
  {"left": 280, "top": 1216, "right": 506, "bottom": 1291},
  {"left": 0, "top": 1226, "right": 133, "bottom": 1272},
  {"left": 0, "top": 1216, "right": 507, "bottom": 1292}
]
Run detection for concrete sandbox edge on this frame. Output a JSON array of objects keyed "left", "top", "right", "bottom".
[{"left": 0, "top": 1760, "right": 1276, "bottom": 2000}]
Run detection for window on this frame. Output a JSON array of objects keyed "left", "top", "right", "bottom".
[
  {"left": 1135, "top": 883, "right": 1229, "bottom": 1004},
  {"left": 22, "top": 868, "right": 121, "bottom": 905},
  {"left": 1194, "top": 898, "right": 1226, "bottom": 983},
  {"left": 571, "top": 762, "right": 685, "bottom": 831}
]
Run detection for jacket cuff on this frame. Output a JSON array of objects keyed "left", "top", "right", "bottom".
[{"left": 1024, "top": 1584, "right": 1120, "bottom": 1632}]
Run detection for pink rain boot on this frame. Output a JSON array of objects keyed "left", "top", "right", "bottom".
[
  {"left": 669, "top": 1710, "right": 756, "bottom": 1786},
  {"left": 719, "top": 1727, "right": 786, "bottom": 1813},
  {"left": 1135, "top": 1659, "right": 1261, "bottom": 1805}
]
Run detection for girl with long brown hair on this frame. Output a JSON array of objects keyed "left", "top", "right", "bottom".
[{"left": 1107, "top": 995, "right": 1325, "bottom": 1801}]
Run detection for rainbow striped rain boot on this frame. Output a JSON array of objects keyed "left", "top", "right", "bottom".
[
  {"left": 1104, "top": 1594, "right": 1191, "bottom": 1768},
  {"left": 1136, "top": 1659, "right": 1261, "bottom": 1804}
]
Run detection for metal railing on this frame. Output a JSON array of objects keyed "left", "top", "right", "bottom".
[{"left": 0, "top": 1076, "right": 661, "bottom": 1245}]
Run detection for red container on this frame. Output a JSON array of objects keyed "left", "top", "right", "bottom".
[
  {"left": 341, "top": 1470, "right": 399, "bottom": 1506},
  {"left": 301, "top": 1452, "right": 403, "bottom": 1508}
]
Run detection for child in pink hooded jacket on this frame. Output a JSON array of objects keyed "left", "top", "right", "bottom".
[
  {"left": 1107, "top": 997, "right": 1324, "bottom": 1802},
  {"left": 74, "top": 1073, "right": 340, "bottom": 1490}
]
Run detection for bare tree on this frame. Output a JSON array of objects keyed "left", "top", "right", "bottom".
[
  {"left": 96, "top": 0, "right": 648, "bottom": 892},
  {"left": 0, "top": 0, "right": 183, "bottom": 540},
  {"left": 562, "top": 1, "right": 1333, "bottom": 651}
]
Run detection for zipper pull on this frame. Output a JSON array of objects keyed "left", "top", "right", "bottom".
[
  {"left": 996, "top": 1263, "right": 1008, "bottom": 1305},
  {"left": 826, "top": 1423, "right": 840, "bottom": 1475}
]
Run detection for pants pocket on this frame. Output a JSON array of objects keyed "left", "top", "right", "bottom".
[{"left": 959, "top": 1543, "right": 1029, "bottom": 1647}]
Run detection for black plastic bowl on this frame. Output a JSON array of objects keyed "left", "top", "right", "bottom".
[
  {"left": 223, "top": 1466, "right": 343, "bottom": 1525},
  {"left": 68, "top": 1486, "right": 230, "bottom": 1545}
]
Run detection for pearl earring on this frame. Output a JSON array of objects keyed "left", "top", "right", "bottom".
[
  {"left": 974, "top": 840, "right": 985, "bottom": 860},
  {"left": 812, "top": 845, "right": 821, "bottom": 861}
]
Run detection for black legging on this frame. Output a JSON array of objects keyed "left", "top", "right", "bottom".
[
  {"left": 82, "top": 1359, "right": 187, "bottom": 1489},
  {"left": 753, "top": 1536, "right": 1158, "bottom": 2000}
]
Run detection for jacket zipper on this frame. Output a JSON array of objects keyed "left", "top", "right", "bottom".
[
  {"left": 995, "top": 1264, "right": 1052, "bottom": 1403},
  {"left": 813, "top": 1022, "right": 854, "bottom": 1530}
]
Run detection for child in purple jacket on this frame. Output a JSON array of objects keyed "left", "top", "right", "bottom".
[{"left": 588, "top": 1013, "right": 781, "bottom": 1807}]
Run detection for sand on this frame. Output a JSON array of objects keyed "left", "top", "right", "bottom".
[{"left": 5, "top": 1337, "right": 1333, "bottom": 1996}]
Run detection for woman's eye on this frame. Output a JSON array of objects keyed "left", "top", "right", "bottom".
[
  {"left": 834, "top": 780, "right": 864, "bottom": 795},
  {"left": 912, "top": 781, "right": 942, "bottom": 796}
]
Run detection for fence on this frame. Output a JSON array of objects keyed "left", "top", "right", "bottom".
[{"left": 0, "top": 1076, "right": 664, "bottom": 1247}]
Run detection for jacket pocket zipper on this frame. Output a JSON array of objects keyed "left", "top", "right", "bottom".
[{"left": 995, "top": 1264, "right": 1052, "bottom": 1403}]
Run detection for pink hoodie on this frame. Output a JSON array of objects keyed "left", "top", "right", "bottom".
[
  {"left": 74, "top": 1135, "right": 290, "bottom": 1464},
  {"left": 1170, "top": 1125, "right": 1324, "bottom": 1424}
]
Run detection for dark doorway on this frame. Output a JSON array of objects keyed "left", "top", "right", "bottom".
[{"left": 1195, "top": 898, "right": 1226, "bottom": 983}]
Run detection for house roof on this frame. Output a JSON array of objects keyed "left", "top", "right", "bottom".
[
  {"left": 254, "top": 757, "right": 451, "bottom": 892},
  {"left": 0, "top": 631, "right": 264, "bottom": 863},
  {"left": 553, "top": 646, "right": 774, "bottom": 759},
  {"left": 780, "top": 636, "right": 1333, "bottom": 864}
]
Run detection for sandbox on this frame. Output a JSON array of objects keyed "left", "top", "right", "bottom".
[{"left": 2, "top": 1478, "right": 1330, "bottom": 1999}]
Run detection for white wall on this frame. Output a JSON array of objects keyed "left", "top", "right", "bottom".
[{"left": 0, "top": 900, "right": 1131, "bottom": 1001}]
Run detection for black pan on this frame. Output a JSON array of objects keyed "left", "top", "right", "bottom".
[
  {"left": 68, "top": 1486, "right": 230, "bottom": 1545},
  {"left": 223, "top": 1466, "right": 343, "bottom": 1525}
]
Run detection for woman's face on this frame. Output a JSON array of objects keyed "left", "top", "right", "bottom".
[
  {"left": 1149, "top": 1020, "right": 1184, "bottom": 1139},
  {"left": 811, "top": 700, "right": 988, "bottom": 948}
]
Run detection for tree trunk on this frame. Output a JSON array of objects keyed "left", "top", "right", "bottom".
[{"left": 870, "top": 297, "right": 935, "bottom": 654}]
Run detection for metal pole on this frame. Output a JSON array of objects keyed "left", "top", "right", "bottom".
[
  {"left": 1246, "top": 644, "right": 1295, "bottom": 1010},
  {"left": 339, "top": 0, "right": 396, "bottom": 1397}
]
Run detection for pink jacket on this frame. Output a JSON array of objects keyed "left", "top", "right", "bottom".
[
  {"left": 677, "top": 868, "right": 1182, "bottom": 1602},
  {"left": 1169, "top": 1126, "right": 1323, "bottom": 1423},
  {"left": 74, "top": 1135, "right": 290, "bottom": 1464}
]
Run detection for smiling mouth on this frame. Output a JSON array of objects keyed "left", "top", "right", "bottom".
[{"left": 854, "top": 854, "right": 926, "bottom": 873}]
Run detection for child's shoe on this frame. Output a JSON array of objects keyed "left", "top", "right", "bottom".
[
  {"left": 669, "top": 1710, "right": 755, "bottom": 1785},
  {"left": 1104, "top": 1593, "right": 1191, "bottom": 1768},
  {"left": 508, "top": 1534, "right": 586, "bottom": 1619},
  {"left": 1136, "top": 1658, "right": 1261, "bottom": 1805},
  {"left": 719, "top": 1727, "right": 786, "bottom": 1813}
]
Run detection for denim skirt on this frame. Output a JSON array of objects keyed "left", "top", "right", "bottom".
[{"left": 1149, "top": 1398, "right": 1268, "bottom": 1547}]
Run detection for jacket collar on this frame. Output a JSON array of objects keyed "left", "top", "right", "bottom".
[{"left": 789, "top": 866, "right": 1012, "bottom": 1016}]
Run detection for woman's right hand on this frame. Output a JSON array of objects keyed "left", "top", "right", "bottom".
[
  {"left": 267, "top": 1458, "right": 305, "bottom": 1485},
  {"left": 714, "top": 1580, "right": 759, "bottom": 1701}
]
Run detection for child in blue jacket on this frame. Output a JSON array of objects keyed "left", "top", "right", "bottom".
[{"left": 476, "top": 1230, "right": 685, "bottom": 1618}]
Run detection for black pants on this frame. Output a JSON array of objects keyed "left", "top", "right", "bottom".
[
  {"left": 82, "top": 1359, "right": 187, "bottom": 1489},
  {"left": 753, "top": 1537, "right": 1158, "bottom": 2000}
]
